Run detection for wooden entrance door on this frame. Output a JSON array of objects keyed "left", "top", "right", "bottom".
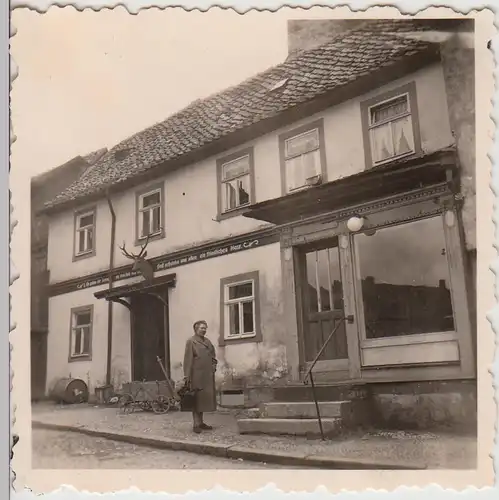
[
  {"left": 298, "top": 238, "right": 349, "bottom": 374},
  {"left": 131, "top": 292, "right": 169, "bottom": 382}
]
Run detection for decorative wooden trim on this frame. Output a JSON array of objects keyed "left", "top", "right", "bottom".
[
  {"left": 360, "top": 81, "right": 422, "bottom": 169},
  {"left": 443, "top": 207, "right": 475, "bottom": 378},
  {"left": 49, "top": 227, "right": 280, "bottom": 297},
  {"left": 68, "top": 304, "right": 94, "bottom": 363},
  {"left": 219, "top": 271, "right": 262, "bottom": 346},
  {"left": 338, "top": 234, "right": 361, "bottom": 379},
  {"left": 134, "top": 181, "right": 166, "bottom": 246},
  {"left": 216, "top": 147, "right": 256, "bottom": 221},
  {"left": 278, "top": 118, "right": 328, "bottom": 196},
  {"left": 72, "top": 206, "right": 97, "bottom": 262},
  {"left": 284, "top": 246, "right": 302, "bottom": 380}
]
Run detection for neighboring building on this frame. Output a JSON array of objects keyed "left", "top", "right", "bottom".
[
  {"left": 30, "top": 149, "right": 107, "bottom": 400},
  {"left": 39, "top": 19, "right": 476, "bottom": 429}
]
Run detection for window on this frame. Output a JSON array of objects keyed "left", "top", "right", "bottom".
[
  {"left": 353, "top": 216, "right": 455, "bottom": 340},
  {"left": 74, "top": 209, "right": 96, "bottom": 258},
  {"left": 219, "top": 271, "right": 261, "bottom": 345},
  {"left": 137, "top": 184, "right": 164, "bottom": 240},
  {"left": 216, "top": 148, "right": 255, "bottom": 219},
  {"left": 361, "top": 82, "right": 421, "bottom": 168},
  {"left": 221, "top": 156, "right": 251, "bottom": 211},
  {"left": 69, "top": 306, "right": 93, "bottom": 360},
  {"left": 279, "top": 119, "right": 327, "bottom": 194}
]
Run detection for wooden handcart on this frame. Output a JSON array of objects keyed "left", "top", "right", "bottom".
[{"left": 118, "top": 357, "right": 180, "bottom": 415}]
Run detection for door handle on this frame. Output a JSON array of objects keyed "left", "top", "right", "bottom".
[{"left": 346, "top": 314, "right": 355, "bottom": 324}]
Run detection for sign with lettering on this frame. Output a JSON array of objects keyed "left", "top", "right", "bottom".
[{"left": 48, "top": 230, "right": 280, "bottom": 296}]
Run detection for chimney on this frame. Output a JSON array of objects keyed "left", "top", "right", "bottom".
[{"left": 287, "top": 19, "right": 365, "bottom": 57}]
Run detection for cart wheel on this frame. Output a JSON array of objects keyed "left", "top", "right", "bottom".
[
  {"left": 152, "top": 396, "right": 171, "bottom": 414},
  {"left": 119, "top": 393, "right": 134, "bottom": 415},
  {"left": 141, "top": 401, "right": 153, "bottom": 412}
]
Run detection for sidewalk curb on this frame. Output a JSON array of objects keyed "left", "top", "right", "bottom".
[{"left": 32, "top": 420, "right": 427, "bottom": 470}]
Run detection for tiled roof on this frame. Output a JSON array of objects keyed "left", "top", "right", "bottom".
[{"left": 45, "top": 21, "right": 439, "bottom": 211}]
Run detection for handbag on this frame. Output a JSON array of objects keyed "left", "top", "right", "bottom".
[{"left": 177, "top": 383, "right": 198, "bottom": 412}]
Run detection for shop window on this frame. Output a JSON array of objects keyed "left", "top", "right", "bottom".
[
  {"left": 69, "top": 306, "right": 93, "bottom": 360},
  {"left": 361, "top": 82, "right": 421, "bottom": 168},
  {"left": 136, "top": 183, "right": 164, "bottom": 241},
  {"left": 353, "top": 216, "right": 455, "bottom": 340},
  {"left": 74, "top": 208, "right": 96, "bottom": 259},
  {"left": 219, "top": 271, "right": 262, "bottom": 345},
  {"left": 217, "top": 148, "right": 255, "bottom": 219},
  {"left": 279, "top": 119, "right": 327, "bottom": 194}
]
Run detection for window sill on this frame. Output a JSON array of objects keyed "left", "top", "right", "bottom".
[
  {"left": 72, "top": 250, "right": 96, "bottom": 262},
  {"left": 134, "top": 230, "right": 165, "bottom": 247},
  {"left": 216, "top": 206, "right": 251, "bottom": 221},
  {"left": 219, "top": 333, "right": 262, "bottom": 346},
  {"left": 369, "top": 150, "right": 416, "bottom": 169},
  {"left": 361, "top": 331, "right": 457, "bottom": 349},
  {"left": 68, "top": 354, "right": 92, "bottom": 363}
]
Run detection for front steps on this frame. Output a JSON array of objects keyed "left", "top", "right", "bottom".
[
  {"left": 236, "top": 399, "right": 369, "bottom": 438},
  {"left": 238, "top": 416, "right": 342, "bottom": 438}
]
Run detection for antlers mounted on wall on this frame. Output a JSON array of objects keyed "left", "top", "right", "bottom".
[
  {"left": 118, "top": 232, "right": 151, "bottom": 261},
  {"left": 118, "top": 231, "right": 159, "bottom": 282}
]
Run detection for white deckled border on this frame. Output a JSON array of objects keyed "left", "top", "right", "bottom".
[{"left": 8, "top": 1, "right": 498, "bottom": 497}]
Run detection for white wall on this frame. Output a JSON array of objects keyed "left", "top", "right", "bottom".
[
  {"left": 46, "top": 243, "right": 284, "bottom": 394},
  {"left": 47, "top": 63, "right": 453, "bottom": 285}
]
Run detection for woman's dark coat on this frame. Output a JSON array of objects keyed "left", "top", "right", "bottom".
[{"left": 183, "top": 335, "right": 217, "bottom": 412}]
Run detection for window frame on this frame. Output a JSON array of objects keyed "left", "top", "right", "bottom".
[
  {"left": 216, "top": 147, "right": 255, "bottom": 220},
  {"left": 360, "top": 82, "right": 422, "bottom": 169},
  {"left": 350, "top": 210, "right": 459, "bottom": 350},
  {"left": 135, "top": 182, "right": 165, "bottom": 245},
  {"left": 278, "top": 119, "right": 328, "bottom": 195},
  {"left": 73, "top": 207, "right": 97, "bottom": 261},
  {"left": 219, "top": 271, "right": 262, "bottom": 346},
  {"left": 68, "top": 305, "right": 94, "bottom": 362}
]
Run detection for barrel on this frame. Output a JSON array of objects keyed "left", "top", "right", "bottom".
[{"left": 51, "top": 378, "right": 89, "bottom": 404}]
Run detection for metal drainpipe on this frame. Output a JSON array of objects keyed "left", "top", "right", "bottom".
[{"left": 105, "top": 193, "right": 116, "bottom": 387}]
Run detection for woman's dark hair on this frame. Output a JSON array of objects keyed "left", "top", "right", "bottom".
[{"left": 193, "top": 320, "right": 208, "bottom": 331}]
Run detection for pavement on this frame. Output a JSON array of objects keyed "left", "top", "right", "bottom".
[
  {"left": 33, "top": 429, "right": 304, "bottom": 469},
  {"left": 31, "top": 403, "right": 477, "bottom": 470}
]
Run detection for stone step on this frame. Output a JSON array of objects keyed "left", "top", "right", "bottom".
[
  {"left": 237, "top": 417, "right": 342, "bottom": 437},
  {"left": 263, "top": 401, "right": 349, "bottom": 419}
]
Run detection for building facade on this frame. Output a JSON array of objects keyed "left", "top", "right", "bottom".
[
  {"left": 40, "top": 20, "right": 476, "bottom": 427},
  {"left": 30, "top": 149, "right": 107, "bottom": 400}
]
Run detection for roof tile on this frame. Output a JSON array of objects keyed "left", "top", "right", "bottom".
[{"left": 45, "top": 21, "right": 439, "bottom": 210}]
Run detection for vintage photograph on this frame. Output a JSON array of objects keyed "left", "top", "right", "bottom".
[{"left": 11, "top": 7, "right": 489, "bottom": 485}]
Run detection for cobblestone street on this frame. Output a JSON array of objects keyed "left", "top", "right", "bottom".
[
  {"left": 32, "top": 429, "right": 300, "bottom": 469},
  {"left": 32, "top": 404, "right": 477, "bottom": 469}
]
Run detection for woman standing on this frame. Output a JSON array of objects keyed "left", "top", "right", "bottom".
[{"left": 183, "top": 320, "right": 218, "bottom": 433}]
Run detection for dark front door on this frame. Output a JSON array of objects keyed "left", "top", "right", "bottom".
[
  {"left": 299, "top": 238, "right": 349, "bottom": 372},
  {"left": 131, "top": 292, "right": 169, "bottom": 382},
  {"left": 31, "top": 330, "right": 48, "bottom": 400}
]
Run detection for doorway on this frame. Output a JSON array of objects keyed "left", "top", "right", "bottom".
[
  {"left": 297, "top": 237, "right": 351, "bottom": 376},
  {"left": 130, "top": 291, "right": 170, "bottom": 382},
  {"left": 31, "top": 330, "right": 48, "bottom": 400}
]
